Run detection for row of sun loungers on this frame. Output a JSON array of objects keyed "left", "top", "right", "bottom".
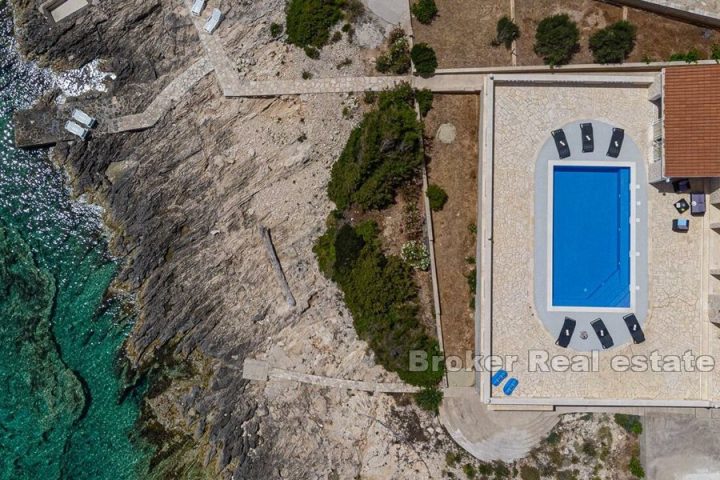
[
  {"left": 555, "top": 314, "right": 645, "bottom": 349},
  {"left": 64, "top": 108, "right": 97, "bottom": 141},
  {"left": 551, "top": 124, "right": 624, "bottom": 159},
  {"left": 191, "top": 0, "right": 223, "bottom": 34}
]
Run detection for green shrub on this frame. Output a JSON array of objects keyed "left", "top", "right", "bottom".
[
  {"left": 302, "top": 70, "right": 313, "bottom": 79},
  {"left": 415, "top": 88, "right": 434, "bottom": 116},
  {"left": 286, "top": 0, "right": 344, "bottom": 48},
  {"left": 629, "top": 456, "right": 645, "bottom": 478},
  {"left": 401, "top": 241, "right": 430, "bottom": 270},
  {"left": 467, "top": 267, "right": 476, "bottom": 294},
  {"left": 427, "top": 184, "right": 448, "bottom": 211},
  {"left": 669, "top": 49, "right": 701, "bottom": 63},
  {"left": 331, "top": 30, "right": 343, "bottom": 42},
  {"left": 534, "top": 14, "right": 580, "bottom": 66},
  {"left": 363, "top": 90, "right": 378, "bottom": 104},
  {"left": 589, "top": 21, "right": 637, "bottom": 64},
  {"left": 336, "top": 57, "right": 352, "bottom": 69},
  {"left": 376, "top": 28, "right": 411, "bottom": 74},
  {"left": 414, "top": 386, "right": 443, "bottom": 413},
  {"left": 493, "top": 462, "right": 511, "bottom": 479},
  {"left": 462, "top": 464, "right": 476, "bottom": 479},
  {"left": 304, "top": 45, "right": 320, "bottom": 59},
  {"left": 411, "top": 43, "right": 438, "bottom": 77},
  {"left": 411, "top": 0, "right": 438, "bottom": 24},
  {"left": 545, "top": 430, "right": 561, "bottom": 445},
  {"left": 313, "top": 221, "right": 443, "bottom": 386},
  {"left": 344, "top": 0, "right": 365, "bottom": 22},
  {"left": 270, "top": 22, "right": 284, "bottom": 37},
  {"left": 614, "top": 414, "right": 643, "bottom": 435},
  {"left": 520, "top": 466, "right": 541, "bottom": 480},
  {"left": 446, "top": 451, "right": 461, "bottom": 467},
  {"left": 328, "top": 83, "right": 423, "bottom": 211},
  {"left": 581, "top": 440, "right": 597, "bottom": 457},
  {"left": 493, "top": 16, "right": 520, "bottom": 49},
  {"left": 713, "top": 44, "right": 720, "bottom": 62}
]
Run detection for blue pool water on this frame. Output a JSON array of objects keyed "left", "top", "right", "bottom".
[{"left": 552, "top": 165, "right": 631, "bottom": 308}]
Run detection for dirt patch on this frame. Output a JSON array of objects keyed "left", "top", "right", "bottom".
[
  {"left": 424, "top": 94, "right": 479, "bottom": 364},
  {"left": 627, "top": 7, "right": 720, "bottom": 62},
  {"left": 515, "top": 0, "right": 623, "bottom": 65},
  {"left": 410, "top": 0, "right": 512, "bottom": 68}
]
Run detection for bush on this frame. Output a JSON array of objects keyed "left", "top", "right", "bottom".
[
  {"left": 328, "top": 83, "right": 423, "bottom": 211},
  {"left": 304, "top": 46, "right": 320, "bottom": 59},
  {"left": 534, "top": 14, "right": 580, "bottom": 66},
  {"left": 313, "top": 221, "right": 443, "bottom": 386},
  {"left": 629, "top": 456, "right": 645, "bottom": 478},
  {"left": 302, "top": 70, "right": 313, "bottom": 79},
  {"left": 669, "top": 49, "right": 701, "bottom": 63},
  {"left": 589, "top": 21, "right": 637, "bottom": 64},
  {"left": 411, "top": 0, "right": 438, "bottom": 24},
  {"left": 286, "top": 0, "right": 344, "bottom": 48},
  {"left": 344, "top": 0, "right": 365, "bottom": 22},
  {"left": 427, "top": 184, "right": 448, "bottom": 211},
  {"left": 614, "top": 414, "right": 643, "bottom": 435},
  {"left": 462, "top": 464, "right": 476, "bottom": 479},
  {"left": 401, "top": 241, "right": 430, "bottom": 270},
  {"left": 493, "top": 16, "right": 520, "bottom": 49},
  {"left": 414, "top": 386, "right": 443, "bottom": 413},
  {"left": 713, "top": 44, "right": 720, "bottom": 62},
  {"left": 376, "top": 28, "right": 411, "bottom": 74},
  {"left": 270, "top": 22, "right": 283, "bottom": 37},
  {"left": 415, "top": 88, "right": 433, "bottom": 116},
  {"left": 520, "top": 466, "right": 541, "bottom": 480},
  {"left": 411, "top": 43, "right": 438, "bottom": 77}
]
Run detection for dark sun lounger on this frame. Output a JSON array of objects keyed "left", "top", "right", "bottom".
[
  {"left": 607, "top": 128, "right": 625, "bottom": 158},
  {"left": 623, "top": 314, "right": 645, "bottom": 344},
  {"left": 551, "top": 129, "right": 571, "bottom": 159},
  {"left": 556, "top": 317, "right": 576, "bottom": 348},
  {"left": 591, "top": 318, "right": 614, "bottom": 349},
  {"left": 691, "top": 193, "right": 706, "bottom": 216},
  {"left": 580, "top": 123, "right": 594, "bottom": 153}
]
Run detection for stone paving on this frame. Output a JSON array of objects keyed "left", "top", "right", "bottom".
[
  {"left": 489, "top": 82, "right": 712, "bottom": 403},
  {"left": 106, "top": 57, "right": 214, "bottom": 133}
]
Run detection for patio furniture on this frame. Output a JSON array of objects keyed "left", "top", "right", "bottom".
[
  {"left": 673, "top": 179, "right": 691, "bottom": 193},
  {"left": 64, "top": 121, "right": 89, "bottom": 141},
  {"left": 607, "top": 128, "right": 625, "bottom": 158},
  {"left": 71, "top": 108, "right": 97, "bottom": 128},
  {"left": 673, "top": 218, "right": 689, "bottom": 232},
  {"left": 551, "top": 129, "right": 571, "bottom": 159},
  {"left": 674, "top": 198, "right": 689, "bottom": 213},
  {"left": 191, "top": 0, "right": 206, "bottom": 16},
  {"left": 503, "top": 378, "right": 519, "bottom": 396},
  {"left": 623, "top": 313, "right": 646, "bottom": 344},
  {"left": 204, "top": 8, "right": 223, "bottom": 33},
  {"left": 691, "top": 193, "right": 706, "bottom": 215},
  {"left": 555, "top": 317, "right": 576, "bottom": 348},
  {"left": 491, "top": 369, "right": 508, "bottom": 387},
  {"left": 580, "top": 123, "right": 594, "bottom": 152},
  {"left": 591, "top": 318, "right": 614, "bottom": 349}
]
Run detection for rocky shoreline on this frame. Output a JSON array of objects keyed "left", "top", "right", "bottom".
[{"left": 10, "top": 0, "right": 459, "bottom": 478}]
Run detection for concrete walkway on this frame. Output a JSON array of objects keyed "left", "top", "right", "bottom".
[
  {"left": 106, "top": 57, "right": 214, "bottom": 133},
  {"left": 227, "top": 75, "right": 409, "bottom": 97},
  {"left": 439, "top": 388, "right": 560, "bottom": 462},
  {"left": 242, "top": 359, "right": 421, "bottom": 393}
]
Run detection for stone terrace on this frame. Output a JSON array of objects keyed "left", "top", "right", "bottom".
[{"left": 488, "top": 82, "right": 715, "bottom": 404}]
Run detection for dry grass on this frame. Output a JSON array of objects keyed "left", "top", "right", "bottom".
[
  {"left": 410, "top": 0, "right": 511, "bottom": 68},
  {"left": 424, "top": 94, "right": 479, "bottom": 363}
]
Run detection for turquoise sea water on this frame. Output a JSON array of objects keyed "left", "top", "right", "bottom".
[{"left": 0, "top": 10, "right": 152, "bottom": 480}]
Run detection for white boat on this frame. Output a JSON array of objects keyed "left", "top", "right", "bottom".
[
  {"left": 204, "top": 8, "right": 223, "bottom": 34},
  {"left": 64, "top": 120, "right": 90, "bottom": 140}
]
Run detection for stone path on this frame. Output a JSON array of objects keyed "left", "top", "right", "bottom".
[
  {"left": 228, "top": 75, "right": 410, "bottom": 97},
  {"left": 242, "top": 359, "right": 420, "bottom": 393},
  {"left": 439, "top": 388, "right": 560, "bottom": 462},
  {"left": 106, "top": 57, "right": 214, "bottom": 133}
]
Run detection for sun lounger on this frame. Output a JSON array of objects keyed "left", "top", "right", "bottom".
[
  {"left": 64, "top": 120, "right": 89, "bottom": 141},
  {"left": 591, "top": 318, "right": 614, "bottom": 349},
  {"left": 71, "top": 108, "right": 97, "bottom": 128},
  {"left": 672, "top": 218, "right": 689, "bottom": 232},
  {"left": 691, "top": 193, "right": 706, "bottom": 215},
  {"left": 503, "top": 378, "right": 519, "bottom": 395},
  {"left": 191, "top": 0, "right": 206, "bottom": 16},
  {"left": 204, "top": 8, "right": 223, "bottom": 33},
  {"left": 623, "top": 314, "right": 645, "bottom": 344},
  {"left": 607, "top": 128, "right": 625, "bottom": 158},
  {"left": 555, "top": 317, "right": 576, "bottom": 348},
  {"left": 491, "top": 369, "right": 508, "bottom": 387},
  {"left": 551, "top": 129, "right": 571, "bottom": 159},
  {"left": 673, "top": 179, "right": 691, "bottom": 193},
  {"left": 580, "top": 123, "right": 594, "bottom": 153}
]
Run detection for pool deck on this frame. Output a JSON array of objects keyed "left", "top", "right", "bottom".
[{"left": 481, "top": 75, "right": 714, "bottom": 406}]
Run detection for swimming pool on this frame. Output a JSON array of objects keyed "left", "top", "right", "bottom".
[{"left": 550, "top": 164, "right": 632, "bottom": 309}]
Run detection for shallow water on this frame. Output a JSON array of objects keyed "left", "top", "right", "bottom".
[{"left": 0, "top": 9, "right": 152, "bottom": 480}]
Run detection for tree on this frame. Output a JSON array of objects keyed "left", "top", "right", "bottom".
[
  {"left": 415, "top": 88, "right": 433, "bottom": 116},
  {"left": 411, "top": 43, "right": 438, "bottom": 77},
  {"left": 411, "top": 0, "right": 438, "bottom": 24},
  {"left": 534, "top": 14, "right": 580, "bottom": 66},
  {"left": 589, "top": 21, "right": 637, "bottom": 64},
  {"left": 493, "top": 16, "right": 520, "bottom": 49},
  {"left": 414, "top": 387, "right": 443, "bottom": 413},
  {"left": 286, "top": 0, "right": 344, "bottom": 48}
]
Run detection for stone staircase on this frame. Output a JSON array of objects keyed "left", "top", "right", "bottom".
[{"left": 439, "top": 389, "right": 560, "bottom": 462}]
